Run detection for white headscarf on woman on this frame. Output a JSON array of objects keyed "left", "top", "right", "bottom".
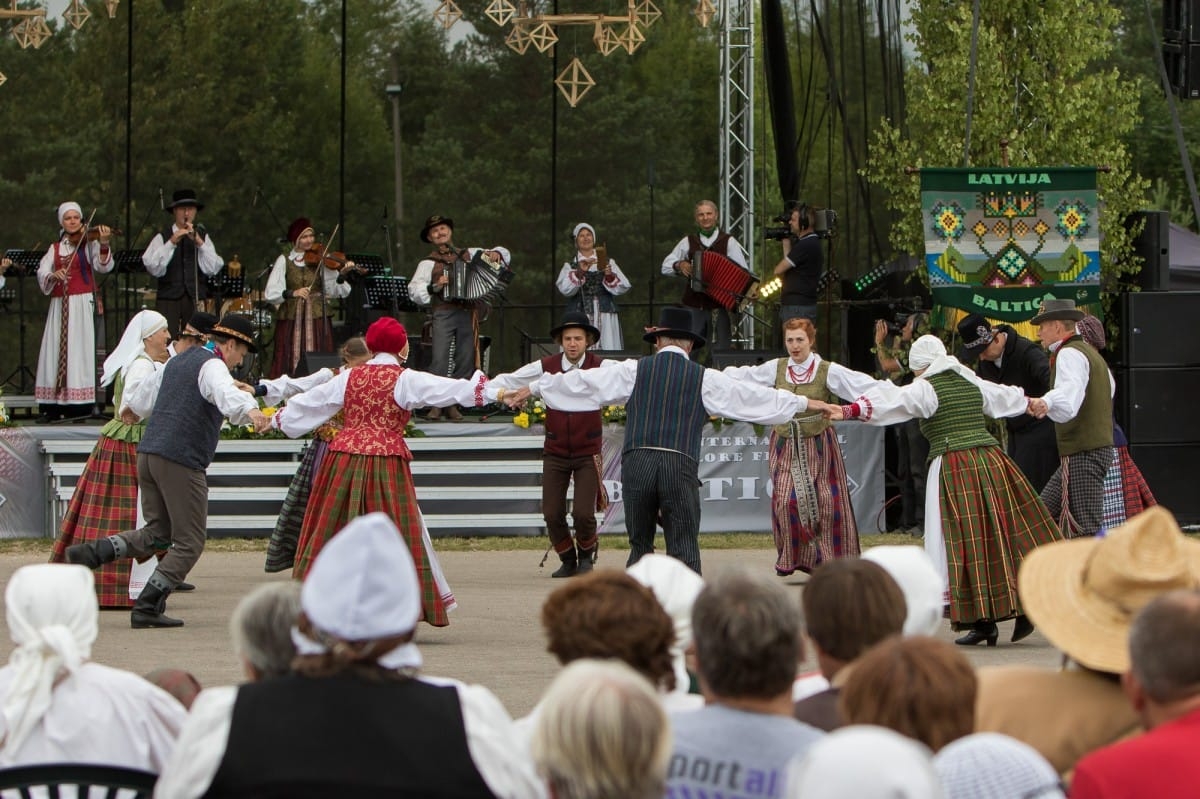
[
  {"left": 101, "top": 310, "right": 169, "bottom": 387},
  {"left": 572, "top": 222, "right": 595, "bottom": 241},
  {"left": 0, "top": 564, "right": 99, "bottom": 756},
  {"left": 57, "top": 201, "right": 82, "bottom": 227},
  {"left": 627, "top": 554, "right": 705, "bottom": 696},
  {"left": 908, "top": 334, "right": 978, "bottom": 382}
]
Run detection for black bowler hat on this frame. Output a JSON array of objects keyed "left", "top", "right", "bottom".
[
  {"left": 212, "top": 314, "right": 258, "bottom": 352},
  {"left": 643, "top": 307, "right": 706, "bottom": 349},
  {"left": 956, "top": 313, "right": 996, "bottom": 362},
  {"left": 165, "top": 189, "right": 204, "bottom": 211},
  {"left": 420, "top": 214, "right": 454, "bottom": 243},
  {"left": 549, "top": 311, "right": 600, "bottom": 343}
]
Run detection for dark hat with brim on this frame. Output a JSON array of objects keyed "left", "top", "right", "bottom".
[
  {"left": 165, "top": 188, "right": 204, "bottom": 211},
  {"left": 212, "top": 314, "right": 258, "bottom": 352},
  {"left": 1030, "top": 298, "right": 1085, "bottom": 325},
  {"left": 184, "top": 311, "right": 218, "bottom": 337},
  {"left": 956, "top": 313, "right": 996, "bottom": 362},
  {"left": 643, "top": 306, "right": 706, "bottom": 349},
  {"left": 420, "top": 214, "right": 454, "bottom": 243},
  {"left": 550, "top": 311, "right": 600, "bottom": 343}
]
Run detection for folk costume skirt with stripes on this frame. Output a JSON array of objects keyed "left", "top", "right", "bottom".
[
  {"left": 927, "top": 444, "right": 1063, "bottom": 629},
  {"left": 1100, "top": 445, "right": 1157, "bottom": 530},
  {"left": 50, "top": 436, "right": 139, "bottom": 608},
  {"left": 293, "top": 451, "right": 455, "bottom": 626},
  {"left": 265, "top": 438, "right": 328, "bottom": 573},
  {"left": 767, "top": 428, "right": 860, "bottom": 575}
]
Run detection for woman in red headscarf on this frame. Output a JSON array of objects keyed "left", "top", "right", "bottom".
[
  {"left": 264, "top": 218, "right": 355, "bottom": 378},
  {"left": 268, "top": 317, "right": 496, "bottom": 626}
]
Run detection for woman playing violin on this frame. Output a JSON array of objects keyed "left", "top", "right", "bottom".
[
  {"left": 34, "top": 201, "right": 116, "bottom": 422},
  {"left": 265, "top": 217, "right": 356, "bottom": 378}
]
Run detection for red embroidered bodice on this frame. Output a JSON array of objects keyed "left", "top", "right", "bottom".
[
  {"left": 329, "top": 364, "right": 412, "bottom": 458},
  {"left": 50, "top": 243, "right": 96, "bottom": 298}
]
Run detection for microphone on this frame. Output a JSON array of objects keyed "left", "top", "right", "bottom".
[
  {"left": 252, "top": 187, "right": 260, "bottom": 207},
  {"left": 158, "top": 187, "right": 165, "bottom": 210}
]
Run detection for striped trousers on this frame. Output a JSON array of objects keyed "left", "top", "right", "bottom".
[
  {"left": 622, "top": 448, "right": 703, "bottom": 574},
  {"left": 1040, "top": 446, "right": 1113, "bottom": 538}
]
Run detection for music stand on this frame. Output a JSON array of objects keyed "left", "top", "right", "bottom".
[
  {"left": 345, "top": 252, "right": 387, "bottom": 277},
  {"left": 114, "top": 250, "right": 148, "bottom": 330},
  {"left": 364, "top": 275, "right": 418, "bottom": 314},
  {"left": 3, "top": 249, "right": 43, "bottom": 393}
]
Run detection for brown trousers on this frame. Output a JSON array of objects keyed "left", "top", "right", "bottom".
[
  {"left": 542, "top": 454, "right": 600, "bottom": 554},
  {"left": 118, "top": 452, "right": 208, "bottom": 585}
]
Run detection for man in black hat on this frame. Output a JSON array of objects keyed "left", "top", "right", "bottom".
[
  {"left": 409, "top": 214, "right": 511, "bottom": 421},
  {"left": 957, "top": 313, "right": 1057, "bottom": 492},
  {"left": 142, "top": 189, "right": 224, "bottom": 338},
  {"left": 490, "top": 312, "right": 615, "bottom": 577},
  {"left": 505, "top": 307, "right": 837, "bottom": 574},
  {"left": 1027, "top": 299, "right": 1114, "bottom": 537},
  {"left": 68, "top": 314, "right": 268, "bottom": 628}
]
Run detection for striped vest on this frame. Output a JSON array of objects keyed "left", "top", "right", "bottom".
[
  {"left": 772, "top": 358, "right": 834, "bottom": 439},
  {"left": 919, "top": 372, "right": 1000, "bottom": 460},
  {"left": 1051, "top": 338, "right": 1115, "bottom": 456},
  {"left": 624, "top": 351, "right": 707, "bottom": 461}
]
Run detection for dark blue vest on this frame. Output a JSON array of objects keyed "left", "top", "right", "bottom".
[
  {"left": 138, "top": 346, "right": 224, "bottom": 469},
  {"left": 154, "top": 223, "right": 209, "bottom": 300},
  {"left": 624, "top": 350, "right": 707, "bottom": 461}
]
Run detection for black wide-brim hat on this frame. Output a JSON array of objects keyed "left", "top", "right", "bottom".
[
  {"left": 550, "top": 311, "right": 601, "bottom": 343},
  {"left": 956, "top": 313, "right": 995, "bottom": 362},
  {"left": 420, "top": 214, "right": 454, "bottom": 243},
  {"left": 213, "top": 314, "right": 258, "bottom": 352},
  {"left": 165, "top": 188, "right": 204, "bottom": 211},
  {"left": 186, "top": 311, "right": 219, "bottom": 336},
  {"left": 643, "top": 306, "right": 706, "bottom": 349},
  {"left": 1030, "top": 298, "right": 1085, "bottom": 325}
]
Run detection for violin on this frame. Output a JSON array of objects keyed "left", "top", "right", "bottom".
[
  {"left": 66, "top": 225, "right": 121, "bottom": 245},
  {"left": 303, "top": 244, "right": 365, "bottom": 274}
]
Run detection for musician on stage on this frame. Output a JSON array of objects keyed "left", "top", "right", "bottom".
[
  {"left": 410, "top": 214, "right": 511, "bottom": 421},
  {"left": 773, "top": 203, "right": 822, "bottom": 325},
  {"left": 34, "top": 202, "right": 116, "bottom": 423},
  {"left": 0, "top": 256, "right": 12, "bottom": 289},
  {"left": 661, "top": 200, "right": 749, "bottom": 351},
  {"left": 264, "top": 217, "right": 355, "bottom": 378},
  {"left": 556, "top": 222, "right": 631, "bottom": 351},
  {"left": 142, "top": 189, "right": 223, "bottom": 339}
]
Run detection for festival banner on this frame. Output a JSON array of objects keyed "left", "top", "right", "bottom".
[{"left": 921, "top": 167, "right": 1101, "bottom": 322}]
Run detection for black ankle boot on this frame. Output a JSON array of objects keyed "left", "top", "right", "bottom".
[
  {"left": 1011, "top": 614, "right": 1035, "bottom": 642},
  {"left": 131, "top": 573, "right": 183, "bottom": 629},
  {"left": 955, "top": 622, "right": 999, "bottom": 647},
  {"left": 65, "top": 537, "right": 117, "bottom": 570},
  {"left": 576, "top": 547, "right": 596, "bottom": 574},
  {"left": 551, "top": 550, "right": 579, "bottom": 578}
]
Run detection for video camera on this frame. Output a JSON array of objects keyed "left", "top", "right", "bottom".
[{"left": 763, "top": 203, "right": 838, "bottom": 241}]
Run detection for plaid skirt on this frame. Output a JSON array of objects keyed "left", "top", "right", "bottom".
[
  {"left": 264, "top": 439, "right": 327, "bottom": 573},
  {"left": 294, "top": 451, "right": 450, "bottom": 627},
  {"left": 50, "top": 436, "right": 138, "bottom": 608},
  {"left": 938, "top": 445, "right": 1064, "bottom": 628},
  {"left": 768, "top": 428, "right": 860, "bottom": 575},
  {"left": 1101, "top": 445, "right": 1158, "bottom": 530}
]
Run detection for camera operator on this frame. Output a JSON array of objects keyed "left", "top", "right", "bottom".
[{"left": 772, "top": 204, "right": 822, "bottom": 324}]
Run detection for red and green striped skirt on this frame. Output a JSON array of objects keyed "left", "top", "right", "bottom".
[
  {"left": 938, "top": 445, "right": 1064, "bottom": 627},
  {"left": 50, "top": 436, "right": 138, "bottom": 608},
  {"left": 293, "top": 451, "right": 450, "bottom": 627}
]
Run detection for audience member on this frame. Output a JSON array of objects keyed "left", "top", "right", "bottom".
[
  {"left": 143, "top": 669, "right": 203, "bottom": 711},
  {"left": 975, "top": 506, "right": 1200, "bottom": 778},
  {"left": 229, "top": 581, "right": 302, "bottom": 681},
  {"left": 153, "top": 513, "right": 542, "bottom": 798},
  {"left": 934, "top": 732, "right": 1064, "bottom": 799},
  {"left": 667, "top": 570, "right": 823, "bottom": 797},
  {"left": 787, "top": 725, "right": 944, "bottom": 799},
  {"left": 627, "top": 553, "right": 706, "bottom": 701},
  {"left": 0, "top": 564, "right": 184, "bottom": 771},
  {"left": 862, "top": 545, "right": 944, "bottom": 636},
  {"left": 840, "top": 635, "right": 976, "bottom": 752},
  {"left": 793, "top": 558, "right": 906, "bottom": 731},
  {"left": 531, "top": 659, "right": 670, "bottom": 799},
  {"left": 1070, "top": 589, "right": 1200, "bottom": 799}
]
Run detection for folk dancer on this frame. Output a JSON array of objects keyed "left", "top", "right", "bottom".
[
  {"left": 142, "top": 189, "right": 223, "bottom": 338},
  {"left": 556, "top": 223, "right": 631, "bottom": 350}
]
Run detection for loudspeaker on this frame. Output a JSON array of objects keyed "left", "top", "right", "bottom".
[
  {"left": 296, "top": 351, "right": 340, "bottom": 376},
  {"left": 1116, "top": 367, "right": 1200, "bottom": 443},
  {"left": 524, "top": 337, "right": 558, "bottom": 362},
  {"left": 1164, "top": 0, "right": 1200, "bottom": 42},
  {"left": 1163, "top": 41, "right": 1200, "bottom": 99},
  {"left": 1127, "top": 444, "right": 1200, "bottom": 525},
  {"left": 1126, "top": 210, "right": 1171, "bottom": 291},
  {"left": 710, "top": 349, "right": 776, "bottom": 369},
  {"left": 1116, "top": 291, "right": 1200, "bottom": 367}
]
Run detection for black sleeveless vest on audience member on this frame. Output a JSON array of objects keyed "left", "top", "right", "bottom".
[
  {"left": 155, "top": 223, "right": 210, "bottom": 301},
  {"left": 203, "top": 673, "right": 496, "bottom": 799},
  {"left": 138, "top": 346, "right": 223, "bottom": 470}
]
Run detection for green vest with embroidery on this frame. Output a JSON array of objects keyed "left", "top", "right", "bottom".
[
  {"left": 277, "top": 258, "right": 332, "bottom": 321},
  {"left": 919, "top": 372, "right": 999, "bottom": 460},
  {"left": 772, "top": 358, "right": 834, "bottom": 439},
  {"left": 1051, "top": 338, "right": 1114, "bottom": 456}
]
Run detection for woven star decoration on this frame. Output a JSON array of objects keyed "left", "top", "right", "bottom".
[
  {"left": 694, "top": 0, "right": 716, "bottom": 27},
  {"left": 12, "top": 15, "right": 52, "bottom": 49},
  {"left": 555, "top": 57, "right": 595, "bottom": 107},
  {"left": 64, "top": 0, "right": 91, "bottom": 30},
  {"left": 433, "top": 0, "right": 463, "bottom": 30},
  {"left": 528, "top": 21, "right": 558, "bottom": 53},
  {"left": 619, "top": 21, "right": 645, "bottom": 54},
  {"left": 633, "top": 0, "right": 661, "bottom": 28},
  {"left": 485, "top": 0, "right": 517, "bottom": 26},
  {"left": 594, "top": 24, "right": 622, "bottom": 55},
  {"left": 105, "top": 0, "right": 120, "bottom": 19},
  {"left": 505, "top": 23, "right": 533, "bottom": 54}
]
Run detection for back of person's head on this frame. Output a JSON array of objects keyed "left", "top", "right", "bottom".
[
  {"left": 340, "top": 336, "right": 370, "bottom": 364},
  {"left": 626, "top": 554, "right": 705, "bottom": 693},
  {"left": 802, "top": 558, "right": 906, "bottom": 665},
  {"left": 839, "top": 636, "right": 976, "bottom": 752},
  {"left": 231, "top": 581, "right": 303, "bottom": 681},
  {"left": 144, "top": 668, "right": 203, "bottom": 709},
  {"left": 1129, "top": 589, "right": 1200, "bottom": 705},
  {"left": 934, "top": 732, "right": 1063, "bottom": 799},
  {"left": 531, "top": 659, "right": 670, "bottom": 799},
  {"left": 542, "top": 570, "right": 676, "bottom": 692},
  {"left": 863, "top": 546, "right": 944, "bottom": 636},
  {"left": 787, "top": 725, "right": 943, "bottom": 799},
  {"left": 692, "top": 569, "right": 802, "bottom": 700}
]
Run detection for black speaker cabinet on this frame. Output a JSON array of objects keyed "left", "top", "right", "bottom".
[
  {"left": 296, "top": 351, "right": 341, "bottom": 376},
  {"left": 1116, "top": 367, "right": 1200, "bottom": 444},
  {"left": 1116, "top": 292, "right": 1200, "bottom": 367},
  {"left": 710, "top": 349, "right": 777, "bottom": 369},
  {"left": 1164, "top": 0, "right": 1200, "bottom": 42},
  {"left": 1126, "top": 210, "right": 1171, "bottom": 292},
  {"left": 1127, "top": 444, "right": 1200, "bottom": 526}
]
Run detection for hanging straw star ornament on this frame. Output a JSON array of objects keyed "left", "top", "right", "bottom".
[
  {"left": 432, "top": 0, "right": 463, "bottom": 30},
  {"left": 484, "top": 0, "right": 516, "bottom": 26},
  {"left": 105, "top": 0, "right": 120, "bottom": 19},
  {"left": 506, "top": 23, "right": 533, "bottom": 54},
  {"left": 619, "top": 22, "right": 645, "bottom": 54},
  {"left": 594, "top": 24, "right": 622, "bottom": 56},
  {"left": 633, "top": 0, "right": 661, "bottom": 28},
  {"left": 64, "top": 0, "right": 91, "bottom": 30},
  {"left": 528, "top": 21, "right": 558, "bottom": 54},
  {"left": 555, "top": 57, "right": 595, "bottom": 107},
  {"left": 694, "top": 0, "right": 716, "bottom": 27},
  {"left": 0, "top": 70, "right": 6, "bottom": 88}
]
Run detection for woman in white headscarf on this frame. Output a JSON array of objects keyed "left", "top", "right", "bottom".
[
  {"left": 556, "top": 223, "right": 631, "bottom": 350},
  {"left": 0, "top": 564, "right": 184, "bottom": 770},
  {"left": 50, "top": 310, "right": 171, "bottom": 608},
  {"left": 832, "top": 335, "right": 1063, "bottom": 647}
]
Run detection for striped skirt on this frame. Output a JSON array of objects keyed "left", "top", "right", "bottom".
[
  {"left": 937, "top": 445, "right": 1064, "bottom": 628},
  {"left": 1101, "top": 445, "right": 1158, "bottom": 530},
  {"left": 767, "top": 428, "right": 860, "bottom": 575},
  {"left": 293, "top": 451, "right": 453, "bottom": 627},
  {"left": 265, "top": 439, "right": 327, "bottom": 573},
  {"left": 50, "top": 436, "right": 139, "bottom": 608}
]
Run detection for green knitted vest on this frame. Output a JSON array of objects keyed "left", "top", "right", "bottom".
[
  {"left": 773, "top": 358, "right": 834, "bottom": 439},
  {"left": 919, "top": 372, "right": 999, "bottom": 460},
  {"left": 1052, "top": 338, "right": 1115, "bottom": 456}
]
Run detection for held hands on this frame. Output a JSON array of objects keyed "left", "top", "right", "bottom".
[
  {"left": 249, "top": 409, "right": 271, "bottom": 434},
  {"left": 503, "top": 385, "right": 532, "bottom": 409},
  {"left": 807, "top": 399, "right": 844, "bottom": 421},
  {"left": 1027, "top": 397, "right": 1048, "bottom": 419}
]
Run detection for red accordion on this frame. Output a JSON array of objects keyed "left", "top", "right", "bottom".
[{"left": 690, "top": 251, "right": 759, "bottom": 311}]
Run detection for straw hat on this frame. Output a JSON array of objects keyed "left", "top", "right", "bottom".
[{"left": 1018, "top": 506, "right": 1200, "bottom": 674}]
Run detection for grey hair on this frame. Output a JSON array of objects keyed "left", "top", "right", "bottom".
[{"left": 230, "top": 581, "right": 303, "bottom": 680}]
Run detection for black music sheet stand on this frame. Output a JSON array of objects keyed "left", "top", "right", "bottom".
[
  {"left": 212, "top": 271, "right": 245, "bottom": 304},
  {"left": 364, "top": 276, "right": 418, "bottom": 315},
  {"left": 2, "top": 250, "right": 43, "bottom": 393}
]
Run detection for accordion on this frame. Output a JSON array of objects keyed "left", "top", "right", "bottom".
[
  {"left": 690, "top": 251, "right": 759, "bottom": 311},
  {"left": 447, "top": 250, "right": 514, "bottom": 305}
]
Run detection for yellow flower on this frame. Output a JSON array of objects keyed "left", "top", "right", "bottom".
[
  {"left": 263, "top": 406, "right": 278, "bottom": 416},
  {"left": 513, "top": 412, "right": 530, "bottom": 429}
]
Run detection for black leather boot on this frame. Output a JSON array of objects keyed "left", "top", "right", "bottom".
[
  {"left": 576, "top": 545, "right": 596, "bottom": 574},
  {"left": 1011, "top": 614, "right": 1035, "bottom": 642},
  {"left": 954, "top": 621, "right": 999, "bottom": 647},
  {"left": 131, "top": 572, "right": 184, "bottom": 629},
  {"left": 65, "top": 536, "right": 122, "bottom": 569},
  {"left": 551, "top": 549, "right": 579, "bottom": 578}
]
